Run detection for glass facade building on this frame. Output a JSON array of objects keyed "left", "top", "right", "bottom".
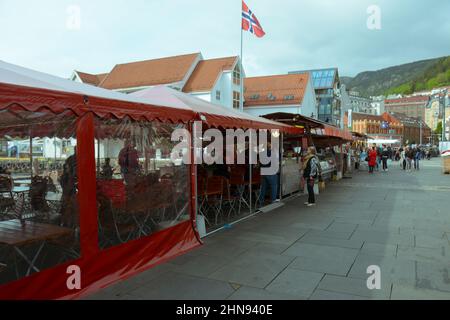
[{"left": 290, "top": 68, "right": 341, "bottom": 127}]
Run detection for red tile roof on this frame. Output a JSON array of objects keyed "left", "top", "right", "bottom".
[
  {"left": 348, "top": 112, "right": 384, "bottom": 122},
  {"left": 244, "top": 74, "right": 309, "bottom": 107},
  {"left": 99, "top": 53, "right": 200, "bottom": 90},
  {"left": 385, "top": 96, "right": 429, "bottom": 105},
  {"left": 76, "top": 71, "right": 108, "bottom": 86},
  {"left": 183, "top": 57, "right": 237, "bottom": 93}
]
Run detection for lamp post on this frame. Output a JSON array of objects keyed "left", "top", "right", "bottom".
[
  {"left": 419, "top": 117, "right": 422, "bottom": 146},
  {"left": 443, "top": 88, "right": 448, "bottom": 142}
]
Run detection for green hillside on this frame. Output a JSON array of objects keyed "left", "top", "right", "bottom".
[
  {"left": 385, "top": 56, "right": 450, "bottom": 95},
  {"left": 342, "top": 56, "right": 450, "bottom": 97}
]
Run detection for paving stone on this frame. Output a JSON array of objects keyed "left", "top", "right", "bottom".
[
  {"left": 415, "top": 261, "right": 450, "bottom": 293},
  {"left": 208, "top": 252, "right": 295, "bottom": 288},
  {"left": 228, "top": 229, "right": 307, "bottom": 245},
  {"left": 265, "top": 268, "right": 324, "bottom": 298},
  {"left": 351, "top": 230, "right": 414, "bottom": 246},
  {"left": 226, "top": 286, "right": 300, "bottom": 300},
  {"left": 397, "top": 245, "right": 450, "bottom": 264},
  {"left": 335, "top": 217, "right": 374, "bottom": 226},
  {"left": 297, "top": 234, "right": 364, "bottom": 249},
  {"left": 360, "top": 243, "right": 397, "bottom": 257},
  {"left": 285, "top": 243, "right": 359, "bottom": 276},
  {"left": 127, "top": 271, "right": 234, "bottom": 300},
  {"left": 317, "top": 275, "right": 390, "bottom": 299},
  {"left": 348, "top": 253, "right": 416, "bottom": 287},
  {"left": 415, "top": 234, "right": 450, "bottom": 249},
  {"left": 169, "top": 254, "right": 234, "bottom": 277},
  {"left": 325, "top": 222, "right": 358, "bottom": 233},
  {"left": 245, "top": 242, "right": 293, "bottom": 255},
  {"left": 194, "top": 240, "right": 257, "bottom": 258},
  {"left": 305, "top": 229, "right": 354, "bottom": 240},
  {"left": 391, "top": 284, "right": 450, "bottom": 300},
  {"left": 309, "top": 289, "right": 366, "bottom": 300}
]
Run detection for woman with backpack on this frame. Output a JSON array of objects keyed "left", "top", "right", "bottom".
[{"left": 302, "top": 147, "right": 321, "bottom": 207}]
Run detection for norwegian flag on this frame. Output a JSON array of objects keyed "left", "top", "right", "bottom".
[{"left": 242, "top": 1, "right": 265, "bottom": 38}]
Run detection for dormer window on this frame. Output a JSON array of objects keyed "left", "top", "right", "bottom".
[
  {"left": 284, "top": 95, "right": 295, "bottom": 101},
  {"left": 233, "top": 64, "right": 241, "bottom": 86}
]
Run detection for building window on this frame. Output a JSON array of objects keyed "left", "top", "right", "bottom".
[
  {"left": 233, "top": 64, "right": 241, "bottom": 85},
  {"left": 233, "top": 91, "right": 241, "bottom": 109},
  {"left": 216, "top": 90, "right": 221, "bottom": 101},
  {"left": 284, "top": 95, "right": 295, "bottom": 101}
]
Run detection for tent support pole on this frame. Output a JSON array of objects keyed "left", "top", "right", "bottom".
[{"left": 29, "top": 131, "right": 33, "bottom": 178}]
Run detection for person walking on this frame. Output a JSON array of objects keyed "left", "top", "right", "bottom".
[
  {"left": 400, "top": 147, "right": 406, "bottom": 170},
  {"left": 303, "top": 146, "right": 320, "bottom": 207},
  {"left": 414, "top": 147, "right": 421, "bottom": 171},
  {"left": 375, "top": 145, "right": 382, "bottom": 171},
  {"left": 406, "top": 147, "right": 413, "bottom": 172},
  {"left": 368, "top": 146, "right": 378, "bottom": 174},
  {"left": 381, "top": 145, "right": 389, "bottom": 171}
]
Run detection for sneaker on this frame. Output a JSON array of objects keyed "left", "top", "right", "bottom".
[
  {"left": 307, "top": 203, "right": 316, "bottom": 207},
  {"left": 304, "top": 202, "right": 310, "bottom": 205}
]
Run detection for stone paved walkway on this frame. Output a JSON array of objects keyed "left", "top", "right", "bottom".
[{"left": 85, "top": 157, "right": 450, "bottom": 300}]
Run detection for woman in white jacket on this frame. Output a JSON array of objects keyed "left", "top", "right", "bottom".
[{"left": 400, "top": 148, "right": 406, "bottom": 170}]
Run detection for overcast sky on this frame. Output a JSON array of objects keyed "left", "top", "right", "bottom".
[{"left": 1, "top": 0, "right": 449, "bottom": 79}]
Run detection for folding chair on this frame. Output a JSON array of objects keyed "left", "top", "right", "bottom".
[
  {"left": 229, "top": 167, "right": 250, "bottom": 214},
  {"left": 0, "top": 175, "right": 15, "bottom": 219},
  {"left": 220, "top": 177, "right": 239, "bottom": 222},
  {"left": 196, "top": 176, "right": 210, "bottom": 225},
  {"left": 204, "top": 176, "right": 224, "bottom": 225},
  {"left": 251, "top": 167, "right": 262, "bottom": 209}
]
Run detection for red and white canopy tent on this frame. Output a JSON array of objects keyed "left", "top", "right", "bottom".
[{"left": 0, "top": 61, "right": 301, "bottom": 299}]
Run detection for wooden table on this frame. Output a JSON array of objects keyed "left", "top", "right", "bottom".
[{"left": 0, "top": 219, "right": 72, "bottom": 277}]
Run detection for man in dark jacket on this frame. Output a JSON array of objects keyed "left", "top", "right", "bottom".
[{"left": 381, "top": 145, "right": 389, "bottom": 172}]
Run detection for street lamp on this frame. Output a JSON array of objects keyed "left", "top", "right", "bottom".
[{"left": 443, "top": 88, "right": 448, "bottom": 142}]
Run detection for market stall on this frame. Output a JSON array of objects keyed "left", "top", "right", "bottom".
[
  {"left": 262, "top": 112, "right": 352, "bottom": 189},
  {"left": 131, "top": 87, "right": 302, "bottom": 235},
  {"left": 0, "top": 61, "right": 300, "bottom": 299}
]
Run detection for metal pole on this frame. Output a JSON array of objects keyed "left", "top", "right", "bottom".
[
  {"left": 443, "top": 89, "right": 448, "bottom": 142},
  {"left": 279, "top": 132, "right": 283, "bottom": 200},
  {"left": 29, "top": 133, "right": 33, "bottom": 178},
  {"left": 240, "top": 3, "right": 244, "bottom": 111},
  {"left": 249, "top": 130, "right": 253, "bottom": 214},
  {"left": 420, "top": 119, "right": 422, "bottom": 145}
]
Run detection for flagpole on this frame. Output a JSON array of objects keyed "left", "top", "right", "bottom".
[{"left": 240, "top": 10, "right": 244, "bottom": 111}]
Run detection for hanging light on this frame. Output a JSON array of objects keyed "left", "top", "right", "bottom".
[{"left": 272, "top": 130, "right": 280, "bottom": 138}]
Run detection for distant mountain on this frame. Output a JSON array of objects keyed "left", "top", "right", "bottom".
[{"left": 342, "top": 56, "right": 450, "bottom": 97}]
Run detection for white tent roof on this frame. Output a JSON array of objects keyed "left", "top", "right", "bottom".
[
  {"left": 0, "top": 60, "right": 295, "bottom": 131},
  {"left": 0, "top": 60, "right": 178, "bottom": 108},
  {"left": 131, "top": 86, "right": 289, "bottom": 128}
]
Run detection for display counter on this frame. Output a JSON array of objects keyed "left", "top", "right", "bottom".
[{"left": 281, "top": 157, "right": 301, "bottom": 196}]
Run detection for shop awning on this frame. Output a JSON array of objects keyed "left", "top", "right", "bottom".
[
  {"left": 262, "top": 112, "right": 352, "bottom": 140},
  {"left": 131, "top": 86, "right": 301, "bottom": 134},
  {"left": 0, "top": 60, "right": 194, "bottom": 123},
  {"left": 0, "top": 61, "right": 300, "bottom": 134}
]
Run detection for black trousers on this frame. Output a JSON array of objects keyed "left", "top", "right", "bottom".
[
  {"left": 307, "top": 179, "right": 315, "bottom": 204},
  {"left": 382, "top": 157, "right": 388, "bottom": 170}
]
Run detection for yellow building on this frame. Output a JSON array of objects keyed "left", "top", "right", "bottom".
[{"left": 425, "top": 95, "right": 450, "bottom": 131}]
